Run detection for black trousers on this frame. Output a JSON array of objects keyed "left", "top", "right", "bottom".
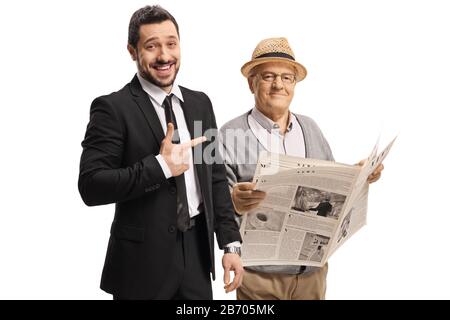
[{"left": 114, "top": 213, "right": 212, "bottom": 300}]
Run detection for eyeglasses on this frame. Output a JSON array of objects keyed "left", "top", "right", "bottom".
[{"left": 257, "top": 72, "right": 296, "bottom": 84}]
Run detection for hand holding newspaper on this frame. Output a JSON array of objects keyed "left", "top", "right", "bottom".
[{"left": 239, "top": 137, "right": 396, "bottom": 267}]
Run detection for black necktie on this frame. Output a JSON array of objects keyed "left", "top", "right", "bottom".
[{"left": 162, "top": 94, "right": 191, "bottom": 232}]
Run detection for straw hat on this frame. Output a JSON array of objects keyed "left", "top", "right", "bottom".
[{"left": 241, "top": 37, "right": 307, "bottom": 82}]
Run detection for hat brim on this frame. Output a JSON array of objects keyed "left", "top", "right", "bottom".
[{"left": 241, "top": 57, "right": 307, "bottom": 82}]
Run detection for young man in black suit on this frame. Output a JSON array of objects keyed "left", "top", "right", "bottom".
[{"left": 78, "top": 5, "right": 243, "bottom": 300}]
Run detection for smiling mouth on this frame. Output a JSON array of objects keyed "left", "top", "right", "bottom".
[{"left": 153, "top": 62, "right": 175, "bottom": 71}]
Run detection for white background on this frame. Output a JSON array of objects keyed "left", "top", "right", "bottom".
[{"left": 1, "top": 0, "right": 449, "bottom": 299}]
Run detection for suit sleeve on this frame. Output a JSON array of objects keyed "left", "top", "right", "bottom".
[
  {"left": 204, "top": 95, "right": 242, "bottom": 248},
  {"left": 78, "top": 97, "right": 166, "bottom": 206}
]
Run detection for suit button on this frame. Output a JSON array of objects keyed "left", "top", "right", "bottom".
[
  {"left": 169, "top": 186, "right": 177, "bottom": 194},
  {"left": 168, "top": 225, "right": 176, "bottom": 233}
]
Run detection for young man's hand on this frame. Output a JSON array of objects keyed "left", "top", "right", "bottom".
[
  {"left": 160, "top": 123, "right": 206, "bottom": 176},
  {"left": 222, "top": 253, "right": 244, "bottom": 293}
]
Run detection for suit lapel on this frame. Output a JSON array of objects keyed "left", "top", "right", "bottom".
[
  {"left": 129, "top": 78, "right": 208, "bottom": 192},
  {"left": 180, "top": 87, "right": 207, "bottom": 193},
  {"left": 129, "top": 75, "right": 165, "bottom": 147},
  {"left": 179, "top": 88, "right": 204, "bottom": 140}
]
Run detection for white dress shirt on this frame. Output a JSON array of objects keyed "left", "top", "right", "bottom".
[
  {"left": 137, "top": 74, "right": 202, "bottom": 218},
  {"left": 248, "top": 107, "right": 306, "bottom": 157}
]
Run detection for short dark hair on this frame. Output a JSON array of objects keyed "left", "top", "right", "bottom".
[{"left": 128, "top": 5, "right": 179, "bottom": 48}]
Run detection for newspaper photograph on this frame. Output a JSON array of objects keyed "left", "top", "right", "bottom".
[{"left": 240, "top": 137, "right": 396, "bottom": 267}]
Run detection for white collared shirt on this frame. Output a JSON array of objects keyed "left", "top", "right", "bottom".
[
  {"left": 248, "top": 107, "right": 306, "bottom": 157},
  {"left": 137, "top": 74, "right": 202, "bottom": 218}
]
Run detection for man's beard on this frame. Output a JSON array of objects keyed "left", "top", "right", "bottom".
[{"left": 138, "top": 59, "right": 179, "bottom": 89}]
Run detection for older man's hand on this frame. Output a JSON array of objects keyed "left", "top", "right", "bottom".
[
  {"left": 231, "top": 182, "right": 266, "bottom": 215},
  {"left": 357, "top": 160, "right": 385, "bottom": 184}
]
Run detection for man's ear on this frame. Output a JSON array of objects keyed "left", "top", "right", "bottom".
[
  {"left": 127, "top": 44, "right": 137, "bottom": 61},
  {"left": 248, "top": 77, "right": 255, "bottom": 94}
]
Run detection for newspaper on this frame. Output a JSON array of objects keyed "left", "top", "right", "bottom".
[{"left": 240, "top": 137, "right": 396, "bottom": 267}]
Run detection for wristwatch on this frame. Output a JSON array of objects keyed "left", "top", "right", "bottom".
[{"left": 224, "top": 246, "right": 241, "bottom": 257}]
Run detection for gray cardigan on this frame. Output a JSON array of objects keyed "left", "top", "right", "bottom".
[{"left": 219, "top": 110, "right": 334, "bottom": 274}]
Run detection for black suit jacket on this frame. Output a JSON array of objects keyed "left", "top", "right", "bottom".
[{"left": 78, "top": 75, "right": 241, "bottom": 299}]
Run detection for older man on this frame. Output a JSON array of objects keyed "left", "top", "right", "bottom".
[{"left": 220, "top": 38, "right": 383, "bottom": 300}]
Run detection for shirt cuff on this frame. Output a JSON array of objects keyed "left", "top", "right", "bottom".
[
  {"left": 225, "top": 241, "right": 242, "bottom": 248},
  {"left": 155, "top": 154, "right": 173, "bottom": 179}
]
